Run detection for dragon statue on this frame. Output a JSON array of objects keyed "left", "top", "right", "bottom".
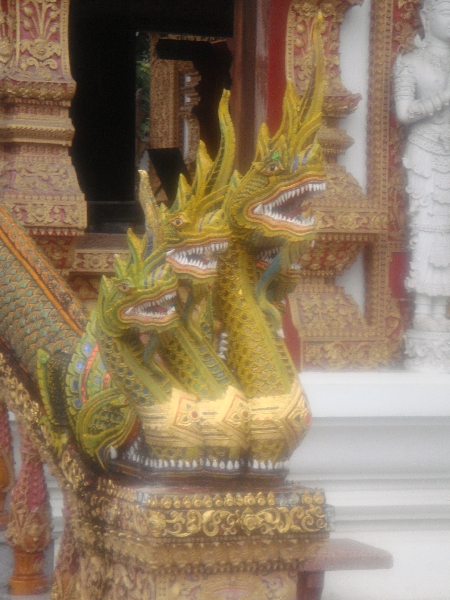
[{"left": 0, "top": 15, "right": 331, "bottom": 599}]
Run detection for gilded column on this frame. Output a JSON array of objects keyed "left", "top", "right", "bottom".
[{"left": 0, "top": 0, "right": 86, "bottom": 271}]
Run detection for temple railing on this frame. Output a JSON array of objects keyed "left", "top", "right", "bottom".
[{"left": 0, "top": 405, "right": 53, "bottom": 596}]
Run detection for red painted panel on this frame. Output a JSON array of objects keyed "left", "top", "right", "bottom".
[{"left": 389, "top": 252, "right": 409, "bottom": 299}]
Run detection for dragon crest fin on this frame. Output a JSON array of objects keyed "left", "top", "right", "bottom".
[
  {"left": 271, "top": 12, "right": 324, "bottom": 156},
  {"left": 172, "top": 173, "right": 191, "bottom": 213},
  {"left": 292, "top": 11, "right": 325, "bottom": 155},
  {"left": 203, "top": 89, "right": 235, "bottom": 198},
  {"left": 255, "top": 122, "right": 271, "bottom": 162},
  {"left": 138, "top": 169, "right": 164, "bottom": 255},
  {"left": 190, "top": 140, "right": 214, "bottom": 201}
]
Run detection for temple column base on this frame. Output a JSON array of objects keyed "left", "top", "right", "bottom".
[
  {"left": 8, "top": 550, "right": 49, "bottom": 595},
  {"left": 404, "top": 329, "right": 450, "bottom": 372}
]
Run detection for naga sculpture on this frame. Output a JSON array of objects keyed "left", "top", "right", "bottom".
[{"left": 0, "top": 16, "right": 331, "bottom": 599}]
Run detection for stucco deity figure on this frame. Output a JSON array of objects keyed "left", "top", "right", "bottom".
[
  {"left": 394, "top": 0, "right": 450, "bottom": 330},
  {"left": 394, "top": 0, "right": 450, "bottom": 369}
]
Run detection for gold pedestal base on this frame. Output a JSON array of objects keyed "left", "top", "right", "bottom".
[
  {"left": 116, "top": 569, "right": 297, "bottom": 600},
  {"left": 61, "top": 482, "right": 330, "bottom": 600}
]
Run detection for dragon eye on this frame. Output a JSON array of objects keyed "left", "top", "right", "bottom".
[
  {"left": 171, "top": 217, "right": 184, "bottom": 228},
  {"left": 262, "top": 162, "right": 282, "bottom": 175},
  {"left": 117, "top": 280, "right": 132, "bottom": 293}
]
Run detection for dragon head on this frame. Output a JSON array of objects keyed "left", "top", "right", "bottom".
[
  {"left": 160, "top": 91, "right": 235, "bottom": 284},
  {"left": 98, "top": 226, "right": 178, "bottom": 338},
  {"left": 225, "top": 15, "right": 325, "bottom": 249}
]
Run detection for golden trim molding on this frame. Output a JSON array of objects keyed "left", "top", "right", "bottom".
[
  {"left": 0, "top": 0, "right": 86, "bottom": 270},
  {"left": 285, "top": 0, "right": 404, "bottom": 370}
]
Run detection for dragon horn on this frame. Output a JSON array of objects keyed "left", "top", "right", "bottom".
[
  {"left": 171, "top": 173, "right": 191, "bottom": 213},
  {"left": 271, "top": 11, "right": 324, "bottom": 151},
  {"left": 292, "top": 11, "right": 324, "bottom": 154},
  {"left": 138, "top": 170, "right": 163, "bottom": 255},
  {"left": 189, "top": 140, "right": 214, "bottom": 201},
  {"left": 255, "top": 122, "right": 272, "bottom": 162},
  {"left": 203, "top": 89, "right": 235, "bottom": 197}
]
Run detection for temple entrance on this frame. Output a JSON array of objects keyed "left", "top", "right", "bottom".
[{"left": 68, "top": 0, "right": 234, "bottom": 232}]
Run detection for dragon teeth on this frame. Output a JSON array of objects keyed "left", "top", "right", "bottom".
[{"left": 255, "top": 181, "right": 325, "bottom": 219}]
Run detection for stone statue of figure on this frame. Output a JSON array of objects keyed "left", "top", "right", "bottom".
[{"left": 394, "top": 0, "right": 450, "bottom": 337}]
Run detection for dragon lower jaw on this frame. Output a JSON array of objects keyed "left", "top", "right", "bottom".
[
  {"left": 166, "top": 241, "right": 228, "bottom": 277},
  {"left": 120, "top": 291, "right": 178, "bottom": 324}
]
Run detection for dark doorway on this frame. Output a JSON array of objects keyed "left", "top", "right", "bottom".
[{"left": 69, "top": 0, "right": 234, "bottom": 232}]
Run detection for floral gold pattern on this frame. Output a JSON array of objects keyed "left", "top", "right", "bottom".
[
  {"left": 0, "top": 0, "right": 85, "bottom": 267},
  {"left": 285, "top": 0, "right": 404, "bottom": 369}
]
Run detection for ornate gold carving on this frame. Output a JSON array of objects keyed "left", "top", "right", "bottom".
[
  {"left": 50, "top": 513, "right": 79, "bottom": 600},
  {"left": 33, "top": 235, "right": 78, "bottom": 270},
  {"left": 161, "top": 572, "right": 297, "bottom": 600},
  {"left": 0, "top": 2, "right": 15, "bottom": 74},
  {"left": 285, "top": 0, "right": 404, "bottom": 369},
  {"left": 298, "top": 237, "right": 366, "bottom": 277},
  {"left": 5, "top": 200, "right": 85, "bottom": 229},
  {"left": 286, "top": 0, "right": 363, "bottom": 110},
  {"left": 19, "top": 0, "right": 62, "bottom": 78},
  {"left": 149, "top": 33, "right": 201, "bottom": 170},
  {"left": 0, "top": 0, "right": 74, "bottom": 98},
  {"left": 101, "top": 532, "right": 326, "bottom": 578},
  {"left": 72, "top": 250, "right": 129, "bottom": 274},
  {"left": 96, "top": 481, "right": 328, "bottom": 541},
  {"left": 290, "top": 281, "right": 368, "bottom": 338},
  {"left": 0, "top": 1, "right": 85, "bottom": 254}
]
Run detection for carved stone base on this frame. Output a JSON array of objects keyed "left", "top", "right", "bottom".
[{"left": 404, "top": 329, "right": 450, "bottom": 372}]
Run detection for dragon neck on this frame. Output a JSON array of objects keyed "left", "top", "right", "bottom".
[
  {"left": 215, "top": 236, "right": 297, "bottom": 398},
  {"left": 96, "top": 317, "right": 174, "bottom": 405},
  {"left": 184, "top": 284, "right": 217, "bottom": 347},
  {"left": 157, "top": 315, "right": 238, "bottom": 400}
]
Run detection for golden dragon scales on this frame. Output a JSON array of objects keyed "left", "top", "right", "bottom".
[{"left": 0, "top": 18, "right": 325, "bottom": 484}]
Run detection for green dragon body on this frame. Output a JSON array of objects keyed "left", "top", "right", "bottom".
[
  {"left": 214, "top": 19, "right": 326, "bottom": 471},
  {"left": 0, "top": 18, "right": 325, "bottom": 482}
]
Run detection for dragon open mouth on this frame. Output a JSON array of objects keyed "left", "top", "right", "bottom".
[
  {"left": 256, "top": 246, "right": 281, "bottom": 270},
  {"left": 121, "top": 290, "right": 177, "bottom": 323},
  {"left": 252, "top": 181, "right": 325, "bottom": 228},
  {"left": 166, "top": 241, "right": 228, "bottom": 276},
  {"left": 256, "top": 246, "right": 303, "bottom": 274}
]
